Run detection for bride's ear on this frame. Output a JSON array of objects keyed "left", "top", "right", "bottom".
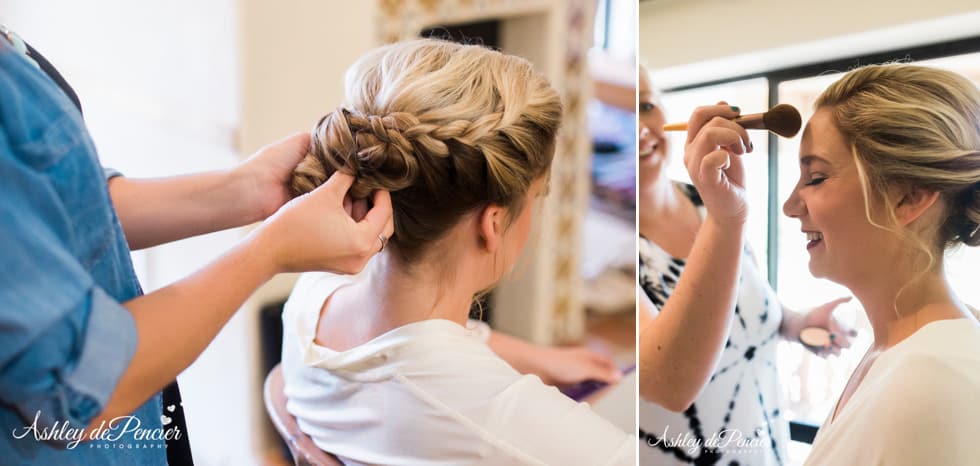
[
  {"left": 893, "top": 185, "right": 941, "bottom": 226},
  {"left": 478, "top": 204, "right": 506, "bottom": 253}
]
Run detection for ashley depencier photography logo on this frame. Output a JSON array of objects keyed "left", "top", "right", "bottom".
[
  {"left": 648, "top": 425, "right": 770, "bottom": 455},
  {"left": 11, "top": 410, "right": 182, "bottom": 450}
]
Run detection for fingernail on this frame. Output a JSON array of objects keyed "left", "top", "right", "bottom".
[{"left": 730, "top": 106, "right": 740, "bottom": 112}]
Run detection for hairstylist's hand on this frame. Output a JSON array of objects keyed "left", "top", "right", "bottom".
[
  {"left": 235, "top": 132, "right": 313, "bottom": 221},
  {"left": 250, "top": 171, "right": 394, "bottom": 275},
  {"left": 684, "top": 103, "right": 753, "bottom": 226}
]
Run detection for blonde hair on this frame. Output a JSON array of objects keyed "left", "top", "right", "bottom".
[
  {"left": 816, "top": 64, "right": 980, "bottom": 261},
  {"left": 290, "top": 39, "right": 562, "bottom": 263}
]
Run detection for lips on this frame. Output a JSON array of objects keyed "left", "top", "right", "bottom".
[
  {"left": 804, "top": 231, "right": 823, "bottom": 250},
  {"left": 639, "top": 142, "right": 659, "bottom": 158}
]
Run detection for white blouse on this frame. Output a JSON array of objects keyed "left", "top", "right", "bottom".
[
  {"left": 804, "top": 318, "right": 980, "bottom": 466},
  {"left": 281, "top": 271, "right": 636, "bottom": 466}
]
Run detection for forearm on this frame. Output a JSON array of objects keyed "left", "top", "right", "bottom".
[
  {"left": 108, "top": 170, "right": 263, "bottom": 250},
  {"left": 85, "top": 233, "right": 277, "bottom": 431},
  {"left": 487, "top": 329, "right": 545, "bottom": 376},
  {"left": 639, "top": 216, "right": 742, "bottom": 411}
]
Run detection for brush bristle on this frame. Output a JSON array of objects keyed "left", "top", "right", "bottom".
[{"left": 763, "top": 104, "right": 802, "bottom": 138}]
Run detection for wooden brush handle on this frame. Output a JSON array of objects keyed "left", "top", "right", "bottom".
[
  {"left": 662, "top": 112, "right": 765, "bottom": 131},
  {"left": 733, "top": 113, "right": 766, "bottom": 130}
]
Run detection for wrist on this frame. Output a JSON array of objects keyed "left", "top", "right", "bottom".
[
  {"left": 703, "top": 214, "right": 746, "bottom": 236},
  {"left": 230, "top": 165, "right": 276, "bottom": 223},
  {"left": 780, "top": 310, "right": 803, "bottom": 340},
  {"left": 717, "top": 212, "right": 747, "bottom": 229},
  {"left": 241, "top": 224, "right": 285, "bottom": 277}
]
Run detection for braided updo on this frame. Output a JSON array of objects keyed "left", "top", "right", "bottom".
[{"left": 290, "top": 39, "right": 562, "bottom": 263}]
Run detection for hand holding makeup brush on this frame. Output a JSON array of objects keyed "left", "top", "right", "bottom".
[
  {"left": 683, "top": 103, "right": 753, "bottom": 226},
  {"left": 665, "top": 103, "right": 803, "bottom": 138}
]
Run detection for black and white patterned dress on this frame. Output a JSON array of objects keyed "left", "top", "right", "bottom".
[{"left": 639, "top": 183, "right": 789, "bottom": 466}]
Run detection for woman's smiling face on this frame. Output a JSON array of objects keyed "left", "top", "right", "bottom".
[
  {"left": 782, "top": 107, "right": 899, "bottom": 284},
  {"left": 638, "top": 68, "right": 668, "bottom": 185}
]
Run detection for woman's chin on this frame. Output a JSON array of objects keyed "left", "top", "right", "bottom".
[
  {"left": 808, "top": 261, "right": 850, "bottom": 286},
  {"left": 807, "top": 260, "right": 827, "bottom": 279},
  {"left": 639, "top": 148, "right": 666, "bottom": 162},
  {"left": 638, "top": 151, "right": 667, "bottom": 178}
]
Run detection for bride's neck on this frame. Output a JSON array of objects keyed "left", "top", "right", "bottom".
[
  {"left": 850, "top": 266, "right": 969, "bottom": 348},
  {"left": 343, "top": 252, "right": 478, "bottom": 332}
]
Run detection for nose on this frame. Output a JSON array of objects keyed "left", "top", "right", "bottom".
[
  {"left": 639, "top": 125, "right": 651, "bottom": 139},
  {"left": 783, "top": 185, "right": 805, "bottom": 219}
]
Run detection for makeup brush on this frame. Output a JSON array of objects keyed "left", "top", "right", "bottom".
[{"left": 663, "top": 103, "right": 803, "bottom": 138}]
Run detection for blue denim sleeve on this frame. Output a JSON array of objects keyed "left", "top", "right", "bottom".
[{"left": 0, "top": 92, "right": 138, "bottom": 443}]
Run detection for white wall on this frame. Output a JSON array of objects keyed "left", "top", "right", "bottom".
[
  {"left": 640, "top": 0, "right": 980, "bottom": 87},
  {"left": 239, "top": 1, "right": 377, "bottom": 155}
]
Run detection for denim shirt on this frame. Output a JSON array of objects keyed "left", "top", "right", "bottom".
[{"left": 0, "top": 41, "right": 167, "bottom": 465}]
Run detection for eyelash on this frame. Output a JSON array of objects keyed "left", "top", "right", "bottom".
[
  {"left": 639, "top": 102, "right": 656, "bottom": 112},
  {"left": 804, "top": 176, "right": 827, "bottom": 186}
]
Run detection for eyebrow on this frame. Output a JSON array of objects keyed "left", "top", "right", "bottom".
[{"left": 800, "top": 154, "right": 831, "bottom": 167}]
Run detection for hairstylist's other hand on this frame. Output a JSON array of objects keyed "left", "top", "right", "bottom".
[
  {"left": 683, "top": 103, "right": 752, "bottom": 226},
  {"left": 251, "top": 172, "right": 394, "bottom": 275},
  {"left": 537, "top": 346, "right": 622, "bottom": 387},
  {"left": 235, "top": 132, "right": 312, "bottom": 221}
]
